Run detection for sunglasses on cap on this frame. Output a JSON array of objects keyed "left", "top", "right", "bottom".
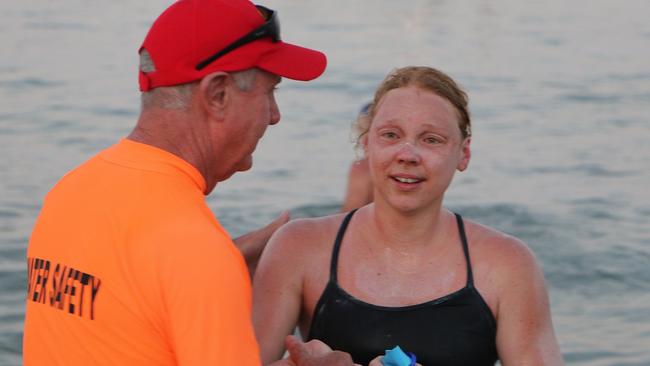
[{"left": 195, "top": 5, "right": 280, "bottom": 71}]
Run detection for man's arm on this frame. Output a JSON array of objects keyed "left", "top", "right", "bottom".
[
  {"left": 280, "top": 335, "right": 357, "bottom": 366},
  {"left": 159, "top": 228, "right": 261, "bottom": 365}
]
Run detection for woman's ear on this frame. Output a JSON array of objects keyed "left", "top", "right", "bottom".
[
  {"left": 361, "top": 134, "right": 369, "bottom": 156},
  {"left": 198, "top": 71, "right": 229, "bottom": 120},
  {"left": 457, "top": 137, "right": 471, "bottom": 172}
]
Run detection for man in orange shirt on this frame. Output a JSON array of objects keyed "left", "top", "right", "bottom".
[{"left": 23, "top": 0, "right": 354, "bottom": 365}]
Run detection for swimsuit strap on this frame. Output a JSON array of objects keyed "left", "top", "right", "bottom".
[
  {"left": 330, "top": 209, "right": 358, "bottom": 283},
  {"left": 454, "top": 212, "right": 474, "bottom": 286}
]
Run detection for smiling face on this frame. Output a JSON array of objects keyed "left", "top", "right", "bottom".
[{"left": 364, "top": 85, "right": 470, "bottom": 214}]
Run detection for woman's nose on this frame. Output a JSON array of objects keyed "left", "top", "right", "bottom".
[{"left": 396, "top": 142, "right": 421, "bottom": 164}]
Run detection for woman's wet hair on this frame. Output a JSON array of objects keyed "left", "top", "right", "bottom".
[{"left": 353, "top": 66, "right": 471, "bottom": 149}]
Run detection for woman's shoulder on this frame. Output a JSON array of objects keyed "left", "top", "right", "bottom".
[
  {"left": 262, "top": 212, "right": 349, "bottom": 263},
  {"left": 461, "top": 217, "right": 548, "bottom": 317},
  {"left": 276, "top": 213, "right": 348, "bottom": 241},
  {"left": 462, "top": 218, "right": 542, "bottom": 277}
]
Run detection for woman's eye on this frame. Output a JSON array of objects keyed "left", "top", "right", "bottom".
[
  {"left": 382, "top": 131, "right": 398, "bottom": 139},
  {"left": 424, "top": 136, "right": 440, "bottom": 144}
]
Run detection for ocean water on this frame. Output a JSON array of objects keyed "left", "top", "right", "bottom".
[{"left": 1, "top": 0, "right": 649, "bottom": 365}]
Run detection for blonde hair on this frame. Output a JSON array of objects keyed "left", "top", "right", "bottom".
[{"left": 353, "top": 66, "right": 471, "bottom": 149}]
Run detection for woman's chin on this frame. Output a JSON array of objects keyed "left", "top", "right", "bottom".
[{"left": 384, "top": 199, "right": 424, "bottom": 214}]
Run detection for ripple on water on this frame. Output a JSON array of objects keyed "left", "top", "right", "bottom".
[
  {"left": 0, "top": 333, "right": 22, "bottom": 365},
  {"left": 506, "top": 163, "right": 636, "bottom": 178},
  {"left": 563, "top": 350, "right": 624, "bottom": 365},
  {"left": 259, "top": 168, "right": 295, "bottom": 179},
  {"left": 291, "top": 202, "right": 341, "bottom": 219},
  {"left": 24, "top": 20, "right": 91, "bottom": 31},
  {"left": 0, "top": 287, "right": 27, "bottom": 365},
  {"left": 453, "top": 202, "right": 650, "bottom": 297},
  {"left": 90, "top": 107, "right": 138, "bottom": 118},
  {"left": 546, "top": 246, "right": 650, "bottom": 297},
  {"left": 561, "top": 93, "right": 622, "bottom": 104},
  {"left": 55, "top": 136, "right": 92, "bottom": 148},
  {"left": 453, "top": 203, "right": 551, "bottom": 239},
  {"left": 40, "top": 119, "right": 75, "bottom": 132},
  {"left": 0, "top": 206, "right": 27, "bottom": 235},
  {"left": 577, "top": 163, "right": 634, "bottom": 178},
  {"left": 0, "top": 77, "right": 64, "bottom": 91},
  {"left": 569, "top": 196, "right": 625, "bottom": 221},
  {"left": 604, "top": 72, "right": 650, "bottom": 82},
  {"left": 636, "top": 206, "right": 650, "bottom": 217},
  {"left": 0, "top": 267, "right": 27, "bottom": 294},
  {"left": 0, "top": 210, "right": 20, "bottom": 219},
  {"left": 455, "top": 203, "right": 572, "bottom": 266}
]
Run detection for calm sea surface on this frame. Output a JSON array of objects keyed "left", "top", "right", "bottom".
[{"left": 1, "top": 0, "right": 649, "bottom": 365}]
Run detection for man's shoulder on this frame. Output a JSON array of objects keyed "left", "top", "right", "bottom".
[{"left": 133, "top": 201, "right": 226, "bottom": 246}]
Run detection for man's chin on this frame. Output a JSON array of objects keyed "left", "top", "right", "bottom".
[
  {"left": 216, "top": 156, "right": 253, "bottom": 183},
  {"left": 235, "top": 156, "right": 253, "bottom": 172}
]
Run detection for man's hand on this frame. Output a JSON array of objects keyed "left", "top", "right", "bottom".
[
  {"left": 285, "top": 335, "right": 357, "bottom": 366},
  {"left": 232, "top": 211, "right": 289, "bottom": 278}
]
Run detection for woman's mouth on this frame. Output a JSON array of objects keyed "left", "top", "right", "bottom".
[
  {"left": 393, "top": 176, "right": 421, "bottom": 184},
  {"left": 390, "top": 175, "right": 425, "bottom": 188}
]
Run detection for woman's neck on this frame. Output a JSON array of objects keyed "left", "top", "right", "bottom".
[{"left": 363, "top": 198, "right": 451, "bottom": 251}]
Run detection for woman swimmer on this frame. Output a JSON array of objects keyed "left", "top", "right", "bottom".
[{"left": 253, "top": 66, "right": 564, "bottom": 366}]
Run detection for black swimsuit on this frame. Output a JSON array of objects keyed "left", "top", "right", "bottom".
[{"left": 307, "top": 210, "right": 498, "bottom": 366}]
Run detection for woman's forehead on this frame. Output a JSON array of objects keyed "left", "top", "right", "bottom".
[{"left": 372, "top": 87, "right": 457, "bottom": 126}]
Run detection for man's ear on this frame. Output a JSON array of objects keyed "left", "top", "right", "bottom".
[{"left": 198, "top": 71, "right": 230, "bottom": 120}]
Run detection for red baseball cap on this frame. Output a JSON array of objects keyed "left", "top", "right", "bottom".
[{"left": 139, "top": 0, "right": 327, "bottom": 91}]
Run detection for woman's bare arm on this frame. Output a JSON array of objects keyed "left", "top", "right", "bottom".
[
  {"left": 253, "top": 221, "right": 307, "bottom": 364},
  {"left": 492, "top": 238, "right": 564, "bottom": 366}
]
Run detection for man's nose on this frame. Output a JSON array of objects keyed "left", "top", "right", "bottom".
[{"left": 269, "top": 99, "right": 281, "bottom": 125}]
